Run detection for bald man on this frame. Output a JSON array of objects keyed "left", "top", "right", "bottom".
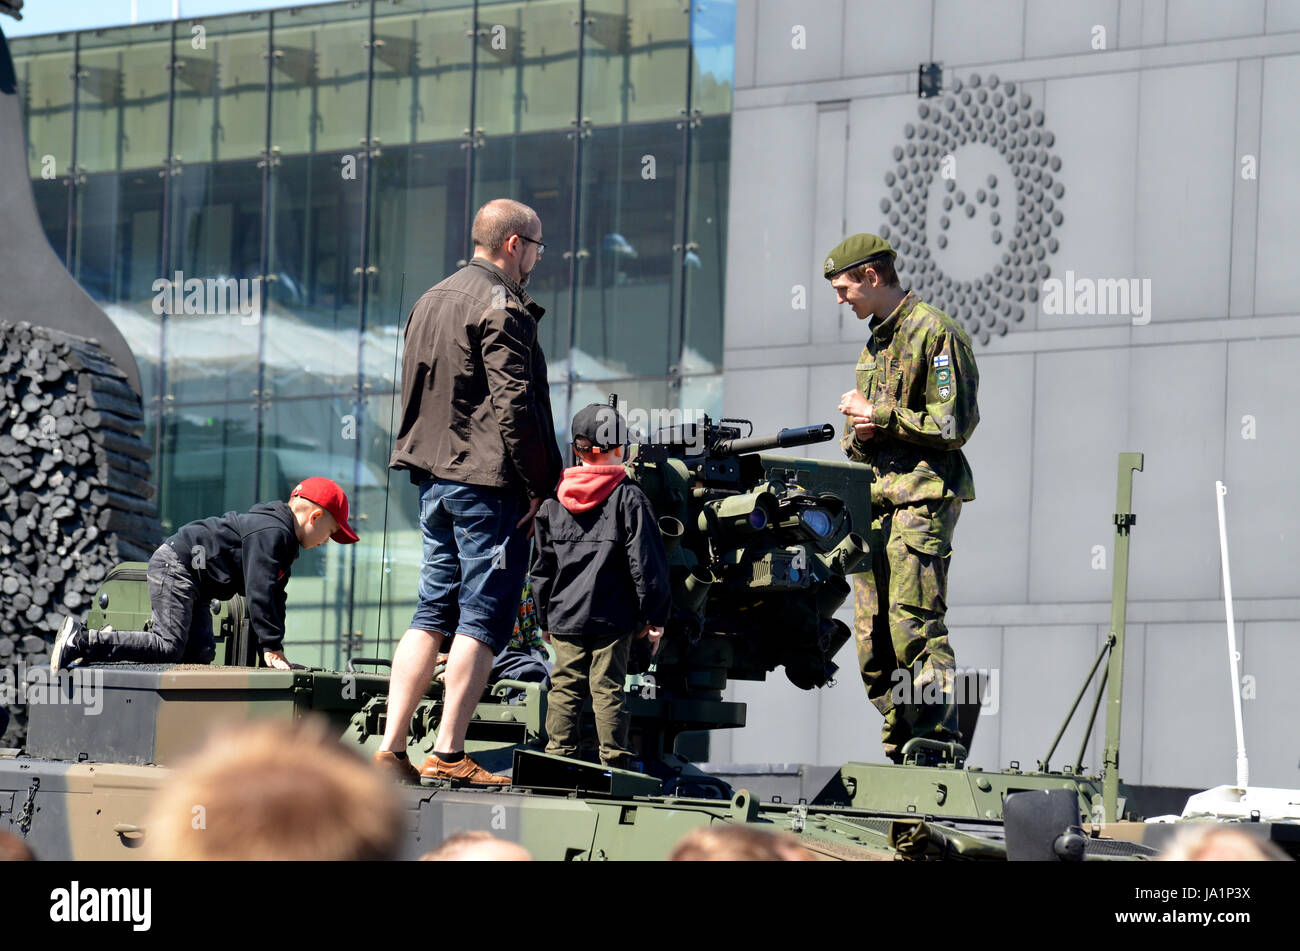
[{"left": 376, "top": 199, "right": 564, "bottom": 786}]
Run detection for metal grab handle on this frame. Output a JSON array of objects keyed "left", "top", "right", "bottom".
[
  {"left": 114, "top": 823, "right": 147, "bottom": 849},
  {"left": 346, "top": 657, "right": 393, "bottom": 673},
  {"left": 490, "top": 679, "right": 546, "bottom": 697}
]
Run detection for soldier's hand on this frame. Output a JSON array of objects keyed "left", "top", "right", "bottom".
[
  {"left": 851, "top": 415, "right": 877, "bottom": 442},
  {"left": 839, "top": 389, "right": 870, "bottom": 419},
  {"left": 262, "top": 648, "right": 291, "bottom": 670}
]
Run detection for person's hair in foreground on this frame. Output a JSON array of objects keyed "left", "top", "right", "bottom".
[
  {"left": 1157, "top": 824, "right": 1291, "bottom": 861},
  {"left": 145, "top": 718, "right": 403, "bottom": 860},
  {"left": 668, "top": 824, "right": 811, "bottom": 861},
  {"left": 420, "top": 830, "right": 533, "bottom": 861}
]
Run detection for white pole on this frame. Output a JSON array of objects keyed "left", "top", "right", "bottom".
[
  {"left": 1215, "top": 481, "right": 1249, "bottom": 791},
  {"left": 173, "top": 1, "right": 180, "bottom": 21},
  {"left": 130, "top": 0, "right": 139, "bottom": 24}
]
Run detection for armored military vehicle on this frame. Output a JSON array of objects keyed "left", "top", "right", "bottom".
[
  {"left": 2, "top": 10, "right": 1295, "bottom": 862},
  {"left": 3, "top": 414, "right": 1249, "bottom": 862}
]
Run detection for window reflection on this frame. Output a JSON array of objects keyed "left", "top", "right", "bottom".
[
  {"left": 573, "top": 123, "right": 683, "bottom": 380},
  {"left": 583, "top": 0, "right": 689, "bottom": 126},
  {"left": 15, "top": 0, "right": 736, "bottom": 664},
  {"left": 264, "top": 152, "right": 365, "bottom": 398},
  {"left": 75, "top": 24, "right": 172, "bottom": 174},
  {"left": 370, "top": 0, "right": 475, "bottom": 147},
  {"left": 11, "top": 34, "right": 76, "bottom": 179},
  {"left": 473, "top": 0, "right": 579, "bottom": 136},
  {"left": 165, "top": 160, "right": 264, "bottom": 404},
  {"left": 270, "top": 6, "right": 370, "bottom": 156},
  {"left": 172, "top": 14, "right": 270, "bottom": 164}
]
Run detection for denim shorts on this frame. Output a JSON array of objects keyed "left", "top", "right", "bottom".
[{"left": 410, "top": 479, "right": 531, "bottom": 653}]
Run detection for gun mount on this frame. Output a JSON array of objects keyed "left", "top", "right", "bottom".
[{"left": 623, "top": 412, "right": 867, "bottom": 704}]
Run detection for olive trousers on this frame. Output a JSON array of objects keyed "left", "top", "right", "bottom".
[{"left": 545, "top": 631, "right": 634, "bottom": 766}]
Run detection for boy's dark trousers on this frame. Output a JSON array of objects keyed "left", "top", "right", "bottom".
[
  {"left": 86, "top": 542, "right": 216, "bottom": 664},
  {"left": 545, "top": 631, "right": 635, "bottom": 766}
]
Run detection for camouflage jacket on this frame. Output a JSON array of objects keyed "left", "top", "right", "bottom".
[{"left": 840, "top": 291, "right": 979, "bottom": 504}]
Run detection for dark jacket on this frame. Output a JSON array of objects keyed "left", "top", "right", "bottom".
[
  {"left": 167, "top": 501, "right": 300, "bottom": 651},
  {"left": 389, "top": 258, "right": 564, "bottom": 500},
  {"left": 530, "top": 465, "right": 672, "bottom": 638}
]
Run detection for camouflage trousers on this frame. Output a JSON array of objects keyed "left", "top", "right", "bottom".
[{"left": 854, "top": 496, "right": 962, "bottom": 761}]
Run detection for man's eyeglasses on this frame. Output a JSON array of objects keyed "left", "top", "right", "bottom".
[{"left": 516, "top": 234, "right": 545, "bottom": 256}]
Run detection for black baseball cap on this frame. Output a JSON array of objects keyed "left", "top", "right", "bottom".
[{"left": 571, "top": 403, "right": 628, "bottom": 451}]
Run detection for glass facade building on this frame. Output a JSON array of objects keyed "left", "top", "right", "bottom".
[{"left": 9, "top": 0, "right": 734, "bottom": 666}]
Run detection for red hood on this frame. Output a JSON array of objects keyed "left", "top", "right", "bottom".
[{"left": 556, "top": 464, "right": 627, "bottom": 513}]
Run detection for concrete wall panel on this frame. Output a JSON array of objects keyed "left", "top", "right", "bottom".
[
  {"left": 752, "top": 0, "right": 845, "bottom": 86},
  {"left": 725, "top": 104, "right": 820, "bottom": 350},
  {"left": 1029, "top": 348, "right": 1132, "bottom": 602},
  {"left": 948, "top": 351, "right": 1035, "bottom": 606},
  {"left": 1166, "top": 0, "right": 1266, "bottom": 43},
  {"left": 932, "top": 0, "right": 1026, "bottom": 68},
  {"left": 1255, "top": 54, "right": 1300, "bottom": 315},
  {"left": 1025, "top": 0, "right": 1120, "bottom": 59},
  {"left": 1135, "top": 62, "right": 1236, "bottom": 322}
]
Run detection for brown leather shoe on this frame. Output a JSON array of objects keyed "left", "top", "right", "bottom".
[
  {"left": 420, "top": 753, "right": 510, "bottom": 787},
  {"left": 373, "top": 750, "right": 421, "bottom": 783}
]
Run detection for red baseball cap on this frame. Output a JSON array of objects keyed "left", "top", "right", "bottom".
[{"left": 290, "top": 477, "right": 359, "bottom": 544}]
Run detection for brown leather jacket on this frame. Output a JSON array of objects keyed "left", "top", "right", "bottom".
[{"left": 389, "top": 258, "right": 563, "bottom": 499}]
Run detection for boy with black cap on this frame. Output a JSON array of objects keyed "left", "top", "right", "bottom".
[
  {"left": 530, "top": 403, "right": 671, "bottom": 768},
  {"left": 51, "top": 477, "right": 359, "bottom": 671}
]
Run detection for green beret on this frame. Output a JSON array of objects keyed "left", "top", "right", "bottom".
[{"left": 823, "top": 233, "right": 896, "bottom": 279}]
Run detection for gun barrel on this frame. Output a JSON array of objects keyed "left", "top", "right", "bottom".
[{"left": 711, "top": 423, "right": 834, "bottom": 457}]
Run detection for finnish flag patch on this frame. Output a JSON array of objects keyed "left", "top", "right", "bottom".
[{"left": 933, "top": 354, "right": 950, "bottom": 369}]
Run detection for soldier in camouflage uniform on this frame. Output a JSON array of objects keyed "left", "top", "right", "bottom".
[{"left": 823, "top": 234, "right": 979, "bottom": 763}]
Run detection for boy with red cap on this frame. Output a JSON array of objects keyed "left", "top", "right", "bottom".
[
  {"left": 530, "top": 404, "right": 671, "bottom": 768},
  {"left": 51, "top": 477, "right": 358, "bottom": 671}
]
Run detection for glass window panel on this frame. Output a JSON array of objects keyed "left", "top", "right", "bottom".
[
  {"left": 11, "top": 34, "right": 76, "bottom": 180},
  {"left": 370, "top": 0, "right": 475, "bottom": 147},
  {"left": 367, "top": 141, "right": 470, "bottom": 339},
  {"left": 690, "top": 0, "right": 735, "bottom": 117},
  {"left": 72, "top": 170, "right": 165, "bottom": 402},
  {"left": 269, "top": 3, "right": 370, "bottom": 156},
  {"left": 678, "top": 372, "right": 722, "bottom": 422},
  {"left": 263, "top": 152, "right": 364, "bottom": 398},
  {"left": 569, "top": 376, "right": 670, "bottom": 444},
  {"left": 256, "top": 394, "right": 368, "bottom": 659},
  {"left": 345, "top": 393, "right": 424, "bottom": 666},
  {"left": 681, "top": 115, "right": 728, "bottom": 374},
  {"left": 583, "top": 0, "right": 689, "bottom": 126},
  {"left": 75, "top": 23, "right": 172, "bottom": 173},
  {"left": 572, "top": 122, "right": 683, "bottom": 381},
  {"left": 471, "top": 130, "right": 575, "bottom": 374},
  {"left": 155, "top": 400, "right": 259, "bottom": 535},
  {"left": 473, "top": 0, "right": 579, "bottom": 136},
  {"left": 164, "top": 159, "right": 264, "bottom": 404},
  {"left": 172, "top": 13, "right": 270, "bottom": 165}
]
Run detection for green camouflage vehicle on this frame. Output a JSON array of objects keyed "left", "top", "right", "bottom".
[{"left": 10, "top": 423, "right": 1275, "bottom": 862}]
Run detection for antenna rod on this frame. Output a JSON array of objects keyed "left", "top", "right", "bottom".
[
  {"left": 375, "top": 273, "right": 406, "bottom": 659},
  {"left": 1215, "top": 481, "right": 1249, "bottom": 791}
]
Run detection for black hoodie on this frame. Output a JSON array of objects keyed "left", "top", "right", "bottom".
[
  {"left": 529, "top": 465, "right": 671, "bottom": 638},
  {"left": 167, "top": 501, "right": 301, "bottom": 651}
]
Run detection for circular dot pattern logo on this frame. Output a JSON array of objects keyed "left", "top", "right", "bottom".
[{"left": 877, "top": 73, "right": 1064, "bottom": 345}]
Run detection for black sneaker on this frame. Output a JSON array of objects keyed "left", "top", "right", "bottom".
[{"left": 50, "top": 617, "right": 88, "bottom": 673}]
